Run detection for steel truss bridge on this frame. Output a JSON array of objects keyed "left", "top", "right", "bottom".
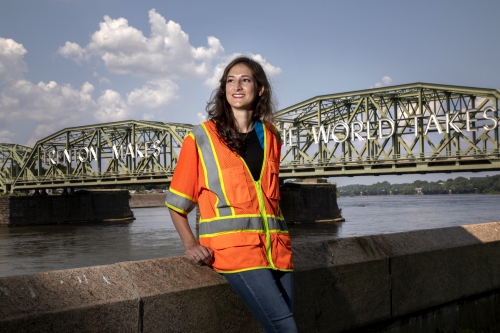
[
  {"left": 1, "top": 121, "right": 193, "bottom": 192},
  {"left": 1, "top": 83, "right": 499, "bottom": 192},
  {"left": 275, "top": 83, "right": 500, "bottom": 179}
]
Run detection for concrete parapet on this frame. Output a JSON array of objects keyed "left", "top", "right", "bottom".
[
  {"left": 0, "top": 258, "right": 259, "bottom": 333},
  {"left": 0, "top": 264, "right": 139, "bottom": 332},
  {"left": 293, "top": 236, "right": 391, "bottom": 332},
  {"left": 1, "top": 222, "right": 500, "bottom": 332},
  {"left": 371, "top": 222, "right": 500, "bottom": 318},
  {"left": 119, "top": 257, "right": 259, "bottom": 333}
]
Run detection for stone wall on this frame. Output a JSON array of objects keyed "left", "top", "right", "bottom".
[
  {"left": 1, "top": 222, "right": 499, "bottom": 332},
  {"left": 129, "top": 193, "right": 166, "bottom": 208},
  {"left": 280, "top": 182, "right": 342, "bottom": 223},
  {"left": 0, "top": 190, "right": 134, "bottom": 226}
]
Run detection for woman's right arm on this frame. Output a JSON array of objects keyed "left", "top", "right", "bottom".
[
  {"left": 166, "top": 131, "right": 213, "bottom": 265},
  {"left": 169, "top": 208, "right": 213, "bottom": 266}
]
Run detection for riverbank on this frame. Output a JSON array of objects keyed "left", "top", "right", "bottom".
[
  {"left": 337, "top": 174, "right": 500, "bottom": 196},
  {"left": 339, "top": 192, "right": 500, "bottom": 197},
  {"left": 129, "top": 193, "right": 165, "bottom": 208}
]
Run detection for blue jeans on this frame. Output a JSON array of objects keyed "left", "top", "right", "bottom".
[{"left": 224, "top": 269, "right": 298, "bottom": 333}]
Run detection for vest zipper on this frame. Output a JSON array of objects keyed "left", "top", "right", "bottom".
[
  {"left": 239, "top": 122, "right": 276, "bottom": 269},
  {"left": 254, "top": 179, "right": 276, "bottom": 269},
  {"left": 238, "top": 154, "right": 276, "bottom": 269}
]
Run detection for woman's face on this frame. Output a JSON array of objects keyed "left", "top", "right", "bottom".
[{"left": 225, "top": 63, "right": 264, "bottom": 113}]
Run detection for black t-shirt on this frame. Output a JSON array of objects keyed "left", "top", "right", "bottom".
[{"left": 239, "top": 129, "right": 264, "bottom": 181}]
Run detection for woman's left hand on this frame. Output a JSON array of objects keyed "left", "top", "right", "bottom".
[
  {"left": 185, "top": 244, "right": 214, "bottom": 266},
  {"left": 169, "top": 209, "right": 214, "bottom": 266}
]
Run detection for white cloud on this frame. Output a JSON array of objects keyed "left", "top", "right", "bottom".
[
  {"left": 142, "top": 112, "right": 155, "bottom": 121},
  {"left": 204, "top": 53, "right": 282, "bottom": 89},
  {"left": 0, "top": 9, "right": 283, "bottom": 146},
  {"left": 249, "top": 53, "right": 282, "bottom": 77},
  {"left": 0, "top": 80, "right": 96, "bottom": 122},
  {"left": 57, "top": 41, "right": 87, "bottom": 64},
  {"left": 27, "top": 124, "right": 59, "bottom": 147},
  {"left": 204, "top": 61, "right": 227, "bottom": 89},
  {"left": 99, "top": 77, "right": 111, "bottom": 85},
  {"left": 94, "top": 89, "right": 130, "bottom": 122},
  {"left": 372, "top": 76, "right": 394, "bottom": 88},
  {"left": 0, "top": 36, "right": 190, "bottom": 145},
  {"left": 0, "top": 130, "right": 14, "bottom": 143},
  {"left": 0, "top": 79, "right": 99, "bottom": 145},
  {"left": 92, "top": 71, "right": 111, "bottom": 86},
  {"left": 0, "top": 38, "right": 28, "bottom": 82},
  {"left": 61, "top": 9, "right": 224, "bottom": 79},
  {"left": 0, "top": 76, "right": 154, "bottom": 144},
  {"left": 127, "top": 79, "right": 178, "bottom": 109},
  {"left": 59, "top": 10, "right": 281, "bottom": 90},
  {"left": 0, "top": 57, "right": 179, "bottom": 145},
  {"left": 382, "top": 76, "right": 393, "bottom": 85},
  {"left": 197, "top": 112, "right": 207, "bottom": 123}
]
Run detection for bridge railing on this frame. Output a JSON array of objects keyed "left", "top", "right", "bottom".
[
  {"left": 11, "top": 169, "right": 176, "bottom": 189},
  {"left": 280, "top": 148, "right": 500, "bottom": 167}
]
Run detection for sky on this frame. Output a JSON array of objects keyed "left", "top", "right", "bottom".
[{"left": 1, "top": 0, "right": 499, "bottom": 186}]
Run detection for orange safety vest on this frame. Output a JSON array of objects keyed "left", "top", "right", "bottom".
[{"left": 166, "top": 120, "right": 293, "bottom": 273}]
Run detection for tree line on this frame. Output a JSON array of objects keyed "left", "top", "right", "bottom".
[{"left": 337, "top": 175, "right": 500, "bottom": 196}]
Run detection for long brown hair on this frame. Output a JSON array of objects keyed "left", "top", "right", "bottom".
[{"left": 206, "top": 56, "right": 276, "bottom": 155}]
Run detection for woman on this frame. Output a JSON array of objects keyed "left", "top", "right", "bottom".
[{"left": 166, "top": 56, "right": 297, "bottom": 332}]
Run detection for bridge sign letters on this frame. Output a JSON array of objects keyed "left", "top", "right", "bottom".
[
  {"left": 44, "top": 140, "right": 162, "bottom": 165},
  {"left": 283, "top": 107, "right": 499, "bottom": 146}
]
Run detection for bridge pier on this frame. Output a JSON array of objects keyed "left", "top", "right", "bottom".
[
  {"left": 0, "top": 189, "right": 134, "bottom": 226},
  {"left": 280, "top": 179, "right": 344, "bottom": 224}
]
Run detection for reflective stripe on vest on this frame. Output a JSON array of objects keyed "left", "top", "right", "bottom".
[
  {"left": 199, "top": 216, "right": 288, "bottom": 237},
  {"left": 165, "top": 188, "right": 197, "bottom": 214},
  {"left": 192, "top": 125, "right": 233, "bottom": 217}
]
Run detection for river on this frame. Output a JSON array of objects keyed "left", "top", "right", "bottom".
[{"left": 1, "top": 194, "right": 499, "bottom": 278}]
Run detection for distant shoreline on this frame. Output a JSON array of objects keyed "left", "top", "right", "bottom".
[
  {"left": 337, "top": 175, "right": 500, "bottom": 196},
  {"left": 339, "top": 193, "right": 500, "bottom": 197}
]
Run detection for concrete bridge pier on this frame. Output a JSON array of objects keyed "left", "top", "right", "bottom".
[
  {"left": 280, "top": 179, "right": 344, "bottom": 224},
  {"left": 0, "top": 189, "right": 134, "bottom": 226}
]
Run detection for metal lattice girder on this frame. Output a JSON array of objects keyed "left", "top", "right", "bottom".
[
  {"left": 0, "top": 144, "right": 32, "bottom": 192},
  {"left": 12, "top": 120, "right": 193, "bottom": 190},
  {"left": 5, "top": 82, "right": 500, "bottom": 189},
  {"left": 274, "top": 83, "right": 500, "bottom": 178}
]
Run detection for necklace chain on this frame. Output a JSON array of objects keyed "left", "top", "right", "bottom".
[{"left": 241, "top": 121, "right": 254, "bottom": 141}]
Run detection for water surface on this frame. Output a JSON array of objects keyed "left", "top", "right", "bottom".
[
  {"left": 1, "top": 195, "right": 499, "bottom": 278},
  {"left": 289, "top": 194, "right": 500, "bottom": 243}
]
